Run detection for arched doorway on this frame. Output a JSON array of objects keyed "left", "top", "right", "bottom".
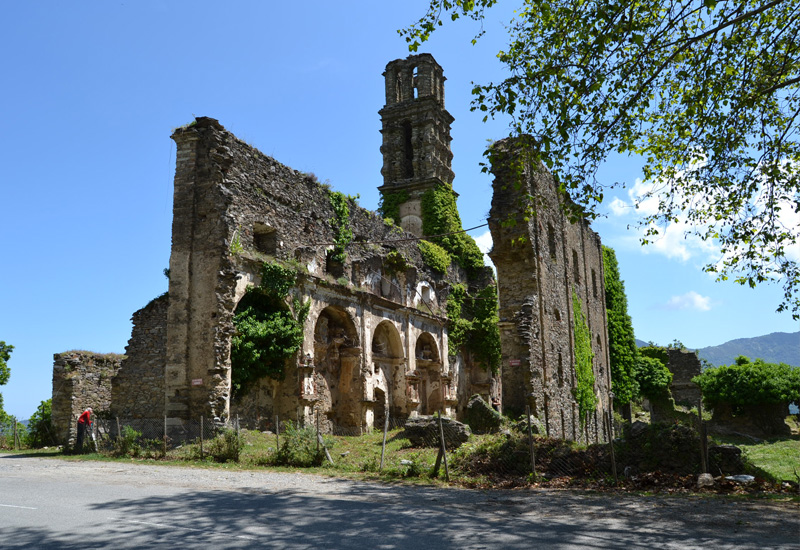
[
  {"left": 313, "top": 306, "right": 361, "bottom": 429},
  {"left": 413, "top": 332, "right": 443, "bottom": 415},
  {"left": 370, "top": 320, "right": 404, "bottom": 425}
]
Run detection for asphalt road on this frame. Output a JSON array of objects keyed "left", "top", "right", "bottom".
[{"left": 1, "top": 453, "right": 798, "bottom": 549}]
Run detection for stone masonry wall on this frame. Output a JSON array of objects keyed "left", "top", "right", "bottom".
[
  {"left": 488, "top": 137, "right": 611, "bottom": 443},
  {"left": 51, "top": 351, "right": 124, "bottom": 446},
  {"left": 666, "top": 348, "right": 702, "bottom": 407},
  {"left": 111, "top": 294, "right": 168, "bottom": 419},
  {"left": 164, "top": 117, "right": 495, "bottom": 426}
]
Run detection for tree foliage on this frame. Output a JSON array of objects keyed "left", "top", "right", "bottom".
[
  {"left": 446, "top": 283, "right": 502, "bottom": 372},
  {"left": 602, "top": 246, "right": 640, "bottom": 406},
  {"left": 693, "top": 355, "right": 800, "bottom": 407},
  {"left": 636, "top": 346, "right": 674, "bottom": 400},
  {"left": 25, "top": 399, "right": 55, "bottom": 448},
  {"left": 403, "top": 0, "right": 800, "bottom": 318},
  {"left": 0, "top": 341, "right": 12, "bottom": 387},
  {"left": 231, "top": 263, "right": 310, "bottom": 396}
]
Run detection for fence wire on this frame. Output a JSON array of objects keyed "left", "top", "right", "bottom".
[{"left": 61, "top": 407, "right": 739, "bottom": 489}]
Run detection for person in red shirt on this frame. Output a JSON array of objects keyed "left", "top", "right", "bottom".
[{"left": 76, "top": 407, "right": 92, "bottom": 450}]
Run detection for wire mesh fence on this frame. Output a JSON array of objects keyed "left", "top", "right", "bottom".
[{"left": 65, "top": 405, "right": 737, "bottom": 489}]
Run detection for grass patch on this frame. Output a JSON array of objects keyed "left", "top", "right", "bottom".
[{"left": 714, "top": 434, "right": 800, "bottom": 482}]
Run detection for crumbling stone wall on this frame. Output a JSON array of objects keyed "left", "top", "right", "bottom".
[
  {"left": 111, "top": 294, "right": 168, "bottom": 419},
  {"left": 666, "top": 348, "right": 702, "bottom": 407},
  {"left": 51, "top": 351, "right": 123, "bottom": 446},
  {"left": 160, "top": 116, "right": 495, "bottom": 430},
  {"left": 488, "top": 138, "right": 611, "bottom": 443}
]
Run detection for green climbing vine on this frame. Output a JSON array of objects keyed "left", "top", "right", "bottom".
[
  {"left": 571, "top": 290, "right": 597, "bottom": 425},
  {"left": 420, "top": 185, "right": 484, "bottom": 273},
  {"left": 231, "top": 262, "right": 310, "bottom": 397},
  {"left": 446, "top": 283, "right": 501, "bottom": 373},
  {"left": 418, "top": 240, "right": 451, "bottom": 274},
  {"left": 328, "top": 191, "right": 354, "bottom": 263},
  {"left": 377, "top": 189, "right": 409, "bottom": 225}
]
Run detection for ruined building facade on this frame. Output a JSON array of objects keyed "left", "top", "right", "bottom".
[
  {"left": 61, "top": 53, "right": 611, "bottom": 443},
  {"left": 488, "top": 140, "right": 612, "bottom": 441},
  {"left": 107, "top": 54, "right": 498, "bottom": 433}
]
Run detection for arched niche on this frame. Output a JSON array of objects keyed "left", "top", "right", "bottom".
[
  {"left": 371, "top": 321, "right": 403, "bottom": 360},
  {"left": 415, "top": 332, "right": 440, "bottom": 364}
]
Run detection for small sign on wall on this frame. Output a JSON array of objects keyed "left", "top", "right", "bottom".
[
  {"left": 191, "top": 378, "right": 203, "bottom": 386},
  {"left": 508, "top": 359, "right": 521, "bottom": 367}
]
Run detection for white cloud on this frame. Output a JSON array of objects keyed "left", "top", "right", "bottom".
[
  {"left": 662, "top": 291, "right": 712, "bottom": 312},
  {"left": 474, "top": 230, "right": 496, "bottom": 271}
]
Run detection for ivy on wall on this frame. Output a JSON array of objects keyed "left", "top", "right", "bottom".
[
  {"left": 418, "top": 239, "right": 451, "bottom": 274},
  {"left": 328, "top": 191, "right": 354, "bottom": 263},
  {"left": 571, "top": 291, "right": 597, "bottom": 425},
  {"left": 231, "top": 262, "right": 310, "bottom": 397},
  {"left": 377, "top": 189, "right": 410, "bottom": 225},
  {"left": 446, "top": 284, "right": 502, "bottom": 373},
  {"left": 420, "top": 185, "right": 484, "bottom": 273}
]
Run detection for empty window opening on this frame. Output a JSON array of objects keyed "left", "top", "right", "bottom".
[
  {"left": 253, "top": 223, "right": 278, "bottom": 255},
  {"left": 557, "top": 352, "right": 564, "bottom": 387},
  {"left": 402, "top": 121, "right": 414, "bottom": 178},
  {"left": 412, "top": 66, "right": 419, "bottom": 98},
  {"left": 547, "top": 223, "right": 556, "bottom": 259},
  {"left": 572, "top": 250, "right": 580, "bottom": 282},
  {"left": 421, "top": 285, "right": 431, "bottom": 304},
  {"left": 591, "top": 269, "right": 597, "bottom": 298},
  {"left": 395, "top": 74, "right": 402, "bottom": 102}
]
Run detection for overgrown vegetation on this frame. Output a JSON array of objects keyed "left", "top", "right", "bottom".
[
  {"left": 571, "top": 291, "right": 597, "bottom": 424},
  {"left": 269, "top": 422, "right": 331, "bottom": 467},
  {"left": 328, "top": 191, "right": 355, "bottom": 263},
  {"left": 636, "top": 346, "right": 674, "bottom": 402},
  {"left": 231, "top": 262, "right": 310, "bottom": 396},
  {"left": 25, "top": 399, "right": 55, "bottom": 448},
  {"left": 420, "top": 185, "right": 484, "bottom": 273},
  {"left": 206, "top": 428, "right": 244, "bottom": 463},
  {"left": 602, "top": 246, "right": 640, "bottom": 407},
  {"left": 694, "top": 356, "right": 800, "bottom": 408},
  {"left": 446, "top": 284, "right": 501, "bottom": 373},
  {"left": 418, "top": 239, "right": 451, "bottom": 274},
  {"left": 378, "top": 189, "right": 410, "bottom": 224}
]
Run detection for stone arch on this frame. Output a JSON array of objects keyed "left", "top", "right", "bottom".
[
  {"left": 372, "top": 320, "right": 403, "bottom": 361},
  {"left": 313, "top": 306, "right": 362, "bottom": 428},
  {"left": 415, "top": 332, "right": 440, "bottom": 363},
  {"left": 413, "top": 332, "right": 443, "bottom": 414},
  {"left": 371, "top": 320, "right": 405, "bottom": 421}
]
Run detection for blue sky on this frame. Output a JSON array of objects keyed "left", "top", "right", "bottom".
[{"left": 1, "top": 1, "right": 797, "bottom": 419}]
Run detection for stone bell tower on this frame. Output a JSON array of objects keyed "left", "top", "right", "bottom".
[{"left": 378, "top": 54, "right": 455, "bottom": 237}]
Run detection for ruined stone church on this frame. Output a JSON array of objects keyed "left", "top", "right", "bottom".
[{"left": 59, "top": 53, "right": 612, "bottom": 442}]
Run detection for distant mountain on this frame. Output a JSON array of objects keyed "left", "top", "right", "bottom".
[
  {"left": 696, "top": 331, "right": 799, "bottom": 368},
  {"left": 635, "top": 339, "right": 650, "bottom": 348},
  {"left": 635, "top": 331, "right": 799, "bottom": 368}
]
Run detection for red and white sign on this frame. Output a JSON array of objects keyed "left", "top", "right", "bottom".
[
  {"left": 508, "top": 359, "right": 521, "bottom": 367},
  {"left": 191, "top": 378, "right": 203, "bottom": 386}
]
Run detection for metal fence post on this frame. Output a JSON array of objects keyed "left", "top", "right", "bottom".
[
  {"left": 606, "top": 411, "right": 618, "bottom": 484},
  {"left": 163, "top": 416, "right": 167, "bottom": 457},
  {"left": 379, "top": 412, "right": 389, "bottom": 472},
  {"left": 116, "top": 417, "right": 121, "bottom": 441},
  {"left": 526, "top": 404, "right": 536, "bottom": 478},
  {"left": 275, "top": 415, "right": 280, "bottom": 453},
  {"left": 200, "top": 416, "right": 204, "bottom": 459},
  {"left": 437, "top": 411, "right": 450, "bottom": 482},
  {"left": 698, "top": 399, "right": 708, "bottom": 473}
]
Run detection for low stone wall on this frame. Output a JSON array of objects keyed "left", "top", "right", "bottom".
[
  {"left": 111, "top": 294, "right": 168, "bottom": 419},
  {"left": 51, "top": 351, "right": 124, "bottom": 446}
]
